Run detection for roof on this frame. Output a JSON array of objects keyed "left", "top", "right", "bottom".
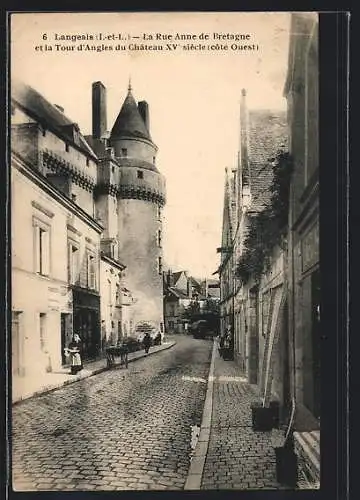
[
  {"left": 110, "top": 88, "right": 152, "bottom": 142},
  {"left": 11, "top": 78, "right": 97, "bottom": 160},
  {"left": 248, "top": 110, "right": 288, "bottom": 212},
  {"left": 171, "top": 271, "right": 184, "bottom": 286},
  {"left": 166, "top": 287, "right": 207, "bottom": 301}
]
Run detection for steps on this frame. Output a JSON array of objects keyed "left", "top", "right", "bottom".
[{"left": 294, "top": 430, "right": 320, "bottom": 488}]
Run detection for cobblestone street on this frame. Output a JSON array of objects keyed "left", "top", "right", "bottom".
[{"left": 12, "top": 336, "right": 212, "bottom": 491}]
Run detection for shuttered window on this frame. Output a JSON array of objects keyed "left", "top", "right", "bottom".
[
  {"left": 34, "top": 223, "right": 50, "bottom": 276},
  {"left": 87, "top": 254, "right": 96, "bottom": 289}
]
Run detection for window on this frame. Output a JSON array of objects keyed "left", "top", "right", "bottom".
[
  {"left": 153, "top": 156, "right": 156, "bottom": 164},
  {"left": 86, "top": 157, "right": 90, "bottom": 166},
  {"left": 116, "top": 283, "right": 121, "bottom": 306},
  {"left": 87, "top": 254, "right": 96, "bottom": 289},
  {"left": 158, "top": 230, "right": 162, "bottom": 247},
  {"left": 121, "top": 148, "right": 127, "bottom": 157},
  {"left": 68, "top": 243, "right": 79, "bottom": 285},
  {"left": 71, "top": 193, "right": 77, "bottom": 203},
  {"left": 34, "top": 223, "right": 50, "bottom": 276},
  {"left": 137, "top": 170, "right": 144, "bottom": 179},
  {"left": 108, "top": 279, "right": 112, "bottom": 307},
  {"left": 158, "top": 256, "right": 162, "bottom": 274},
  {"left": 65, "top": 143, "right": 69, "bottom": 152},
  {"left": 158, "top": 205, "right": 162, "bottom": 220},
  {"left": 39, "top": 313, "right": 46, "bottom": 351}
]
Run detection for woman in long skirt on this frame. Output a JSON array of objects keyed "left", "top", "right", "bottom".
[{"left": 66, "top": 334, "right": 83, "bottom": 375}]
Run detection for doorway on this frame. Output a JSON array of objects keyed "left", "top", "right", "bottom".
[{"left": 61, "top": 313, "right": 72, "bottom": 365}]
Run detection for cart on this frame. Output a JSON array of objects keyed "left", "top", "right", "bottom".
[{"left": 106, "top": 343, "right": 129, "bottom": 368}]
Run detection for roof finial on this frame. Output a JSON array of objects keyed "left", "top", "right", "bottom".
[{"left": 128, "top": 76, "right": 132, "bottom": 93}]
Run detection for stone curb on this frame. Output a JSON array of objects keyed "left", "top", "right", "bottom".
[
  {"left": 12, "top": 341, "right": 176, "bottom": 405},
  {"left": 184, "top": 340, "right": 216, "bottom": 490}
]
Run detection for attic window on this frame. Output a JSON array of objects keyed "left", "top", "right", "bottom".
[
  {"left": 153, "top": 157, "right": 156, "bottom": 164},
  {"left": 137, "top": 170, "right": 144, "bottom": 179},
  {"left": 121, "top": 148, "right": 128, "bottom": 157},
  {"left": 42, "top": 128, "right": 46, "bottom": 137},
  {"left": 65, "top": 143, "right": 70, "bottom": 152},
  {"left": 86, "top": 157, "right": 90, "bottom": 166}
]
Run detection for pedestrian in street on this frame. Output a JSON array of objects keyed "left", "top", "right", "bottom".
[
  {"left": 65, "top": 333, "right": 83, "bottom": 375},
  {"left": 143, "top": 331, "right": 152, "bottom": 354}
]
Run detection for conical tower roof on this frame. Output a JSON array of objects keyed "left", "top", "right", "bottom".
[{"left": 110, "top": 84, "right": 152, "bottom": 142}]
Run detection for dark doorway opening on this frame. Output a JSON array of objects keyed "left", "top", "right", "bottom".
[{"left": 61, "top": 313, "right": 72, "bottom": 365}]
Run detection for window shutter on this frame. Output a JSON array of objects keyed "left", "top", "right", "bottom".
[
  {"left": 67, "top": 244, "right": 71, "bottom": 283},
  {"left": 34, "top": 225, "right": 41, "bottom": 273},
  {"left": 42, "top": 230, "right": 50, "bottom": 275},
  {"left": 88, "top": 255, "right": 96, "bottom": 289}
]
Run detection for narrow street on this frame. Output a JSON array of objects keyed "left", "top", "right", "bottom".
[{"left": 12, "top": 336, "right": 212, "bottom": 491}]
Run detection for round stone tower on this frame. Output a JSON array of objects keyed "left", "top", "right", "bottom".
[{"left": 109, "top": 82, "right": 166, "bottom": 334}]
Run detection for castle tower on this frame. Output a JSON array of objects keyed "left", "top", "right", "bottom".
[{"left": 93, "top": 81, "right": 166, "bottom": 334}]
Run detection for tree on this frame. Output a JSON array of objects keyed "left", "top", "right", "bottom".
[{"left": 182, "top": 300, "right": 200, "bottom": 321}]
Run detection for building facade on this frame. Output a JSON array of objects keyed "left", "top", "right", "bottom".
[
  {"left": 284, "top": 13, "right": 320, "bottom": 431},
  {"left": 11, "top": 81, "right": 103, "bottom": 381},
  {"left": 163, "top": 270, "right": 220, "bottom": 334},
  {"left": 218, "top": 90, "right": 288, "bottom": 390}
]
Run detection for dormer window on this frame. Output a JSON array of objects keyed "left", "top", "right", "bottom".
[
  {"left": 121, "top": 148, "right": 128, "bottom": 157},
  {"left": 137, "top": 170, "right": 143, "bottom": 179}
]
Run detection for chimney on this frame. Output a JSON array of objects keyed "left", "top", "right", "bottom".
[
  {"left": 138, "top": 101, "right": 150, "bottom": 132},
  {"left": 187, "top": 278, "right": 192, "bottom": 299},
  {"left": 92, "top": 81, "right": 107, "bottom": 140}
]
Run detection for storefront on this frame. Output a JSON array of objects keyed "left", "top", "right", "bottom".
[{"left": 72, "top": 288, "right": 101, "bottom": 360}]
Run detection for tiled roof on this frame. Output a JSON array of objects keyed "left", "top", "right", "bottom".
[
  {"left": 11, "top": 78, "right": 97, "bottom": 159},
  {"left": 248, "top": 110, "right": 288, "bottom": 212},
  {"left": 110, "top": 89, "right": 152, "bottom": 142}
]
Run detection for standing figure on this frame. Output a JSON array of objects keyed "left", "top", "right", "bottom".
[
  {"left": 66, "top": 334, "right": 83, "bottom": 375},
  {"left": 143, "top": 331, "right": 152, "bottom": 354}
]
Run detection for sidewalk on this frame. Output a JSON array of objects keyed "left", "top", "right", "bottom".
[
  {"left": 12, "top": 339, "right": 176, "bottom": 405},
  {"left": 187, "top": 342, "right": 287, "bottom": 490}
]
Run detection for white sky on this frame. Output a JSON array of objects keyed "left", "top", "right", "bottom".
[{"left": 11, "top": 12, "right": 291, "bottom": 279}]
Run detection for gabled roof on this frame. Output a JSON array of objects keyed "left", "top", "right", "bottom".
[
  {"left": 171, "top": 271, "right": 184, "bottom": 286},
  {"left": 248, "top": 110, "right": 288, "bottom": 212},
  {"left": 11, "top": 78, "right": 97, "bottom": 160},
  {"left": 167, "top": 287, "right": 189, "bottom": 300},
  {"left": 110, "top": 87, "right": 152, "bottom": 142}
]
